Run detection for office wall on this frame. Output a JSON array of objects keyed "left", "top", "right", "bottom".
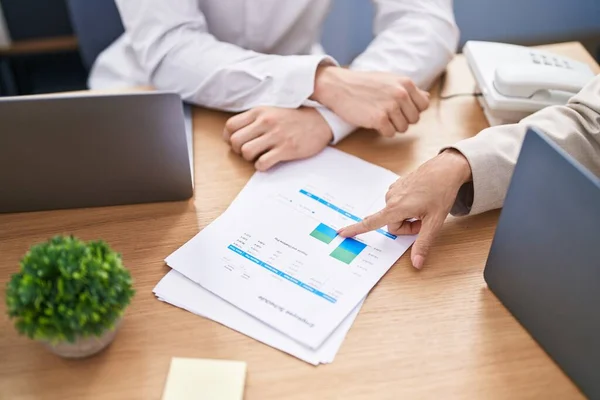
[
  {"left": 0, "top": 0, "right": 73, "bottom": 40},
  {"left": 320, "top": 0, "right": 600, "bottom": 64},
  {"left": 0, "top": 0, "right": 85, "bottom": 95},
  {"left": 321, "top": 0, "right": 373, "bottom": 65},
  {"left": 454, "top": 0, "right": 600, "bottom": 48}
]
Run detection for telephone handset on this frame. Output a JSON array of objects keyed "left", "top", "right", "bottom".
[{"left": 464, "top": 41, "right": 596, "bottom": 126}]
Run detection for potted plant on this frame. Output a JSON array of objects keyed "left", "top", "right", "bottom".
[{"left": 5, "top": 235, "right": 135, "bottom": 358}]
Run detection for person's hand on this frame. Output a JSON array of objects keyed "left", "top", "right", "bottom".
[
  {"left": 223, "top": 106, "right": 333, "bottom": 171},
  {"left": 338, "top": 150, "right": 472, "bottom": 270},
  {"left": 311, "top": 66, "right": 430, "bottom": 137}
]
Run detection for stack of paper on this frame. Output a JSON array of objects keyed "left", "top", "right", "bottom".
[{"left": 154, "top": 148, "right": 416, "bottom": 365}]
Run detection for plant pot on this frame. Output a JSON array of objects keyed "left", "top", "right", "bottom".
[{"left": 43, "top": 319, "right": 121, "bottom": 358}]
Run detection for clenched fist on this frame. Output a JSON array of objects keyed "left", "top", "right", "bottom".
[
  {"left": 311, "top": 66, "right": 430, "bottom": 137},
  {"left": 223, "top": 106, "right": 333, "bottom": 171}
]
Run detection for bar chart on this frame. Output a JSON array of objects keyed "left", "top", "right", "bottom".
[
  {"left": 310, "top": 223, "right": 338, "bottom": 244},
  {"left": 330, "top": 238, "right": 367, "bottom": 264}
]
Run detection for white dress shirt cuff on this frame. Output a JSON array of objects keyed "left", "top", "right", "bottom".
[
  {"left": 313, "top": 107, "right": 357, "bottom": 144},
  {"left": 278, "top": 55, "right": 338, "bottom": 108}
]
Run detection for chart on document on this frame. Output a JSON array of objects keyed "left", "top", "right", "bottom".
[
  {"left": 223, "top": 177, "right": 398, "bottom": 292},
  {"left": 176, "top": 170, "right": 416, "bottom": 349}
]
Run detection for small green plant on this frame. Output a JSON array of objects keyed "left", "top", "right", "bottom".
[{"left": 6, "top": 235, "right": 135, "bottom": 343}]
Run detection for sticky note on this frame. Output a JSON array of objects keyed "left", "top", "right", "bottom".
[{"left": 161, "top": 357, "right": 247, "bottom": 400}]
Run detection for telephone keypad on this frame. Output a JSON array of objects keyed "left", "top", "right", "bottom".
[{"left": 529, "top": 52, "right": 573, "bottom": 69}]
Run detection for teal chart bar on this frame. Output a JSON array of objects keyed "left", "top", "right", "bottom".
[
  {"left": 299, "top": 189, "right": 397, "bottom": 239},
  {"left": 330, "top": 238, "right": 367, "bottom": 264}
]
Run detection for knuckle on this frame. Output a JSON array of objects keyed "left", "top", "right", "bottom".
[
  {"left": 255, "top": 160, "right": 266, "bottom": 171},
  {"left": 224, "top": 119, "right": 236, "bottom": 133},
  {"left": 396, "top": 120, "right": 409, "bottom": 133},
  {"left": 240, "top": 144, "right": 254, "bottom": 160},
  {"left": 230, "top": 136, "right": 242, "bottom": 151},
  {"left": 388, "top": 224, "right": 401, "bottom": 235},
  {"left": 386, "top": 101, "right": 399, "bottom": 114},
  {"left": 257, "top": 114, "right": 273, "bottom": 126},
  {"left": 400, "top": 77, "right": 416, "bottom": 90},
  {"left": 362, "top": 218, "right": 375, "bottom": 229},
  {"left": 392, "top": 87, "right": 408, "bottom": 101},
  {"left": 375, "top": 111, "right": 388, "bottom": 128},
  {"left": 386, "top": 198, "right": 400, "bottom": 209},
  {"left": 423, "top": 96, "right": 431, "bottom": 108}
]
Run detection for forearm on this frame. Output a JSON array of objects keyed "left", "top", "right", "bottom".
[
  {"left": 351, "top": 0, "right": 458, "bottom": 89},
  {"left": 450, "top": 75, "right": 600, "bottom": 216},
  {"left": 116, "top": 0, "right": 335, "bottom": 111},
  {"left": 309, "top": 0, "right": 459, "bottom": 143}
]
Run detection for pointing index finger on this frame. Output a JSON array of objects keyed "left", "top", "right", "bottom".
[{"left": 338, "top": 208, "right": 390, "bottom": 238}]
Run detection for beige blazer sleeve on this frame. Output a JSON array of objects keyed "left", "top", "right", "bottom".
[{"left": 450, "top": 74, "right": 600, "bottom": 216}]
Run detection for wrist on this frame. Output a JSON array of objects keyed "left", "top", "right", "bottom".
[
  {"left": 303, "top": 107, "right": 334, "bottom": 143},
  {"left": 439, "top": 149, "right": 472, "bottom": 186},
  {"left": 311, "top": 65, "right": 338, "bottom": 105}
]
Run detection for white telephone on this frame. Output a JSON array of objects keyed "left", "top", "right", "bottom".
[{"left": 464, "top": 41, "right": 596, "bottom": 126}]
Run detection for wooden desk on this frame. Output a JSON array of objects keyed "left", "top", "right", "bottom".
[
  {"left": 1, "top": 42, "right": 598, "bottom": 400},
  {"left": 0, "top": 36, "right": 78, "bottom": 56}
]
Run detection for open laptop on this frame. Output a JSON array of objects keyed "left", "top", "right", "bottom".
[
  {"left": 484, "top": 128, "right": 600, "bottom": 398},
  {"left": 0, "top": 91, "right": 194, "bottom": 213}
]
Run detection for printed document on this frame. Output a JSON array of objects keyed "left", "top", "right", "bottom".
[
  {"left": 167, "top": 148, "right": 415, "bottom": 349},
  {"left": 156, "top": 164, "right": 364, "bottom": 364},
  {"left": 154, "top": 270, "right": 362, "bottom": 365}
]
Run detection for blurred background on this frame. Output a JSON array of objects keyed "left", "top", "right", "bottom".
[{"left": 0, "top": 0, "right": 599, "bottom": 96}]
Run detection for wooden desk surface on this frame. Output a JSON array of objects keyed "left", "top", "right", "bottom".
[
  {"left": 1, "top": 42, "right": 598, "bottom": 400},
  {"left": 0, "top": 36, "right": 78, "bottom": 56}
]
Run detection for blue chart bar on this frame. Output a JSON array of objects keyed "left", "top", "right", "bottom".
[
  {"left": 340, "top": 237, "right": 368, "bottom": 254},
  {"left": 310, "top": 223, "right": 338, "bottom": 244},
  {"left": 330, "top": 237, "right": 367, "bottom": 264},
  {"left": 227, "top": 245, "right": 337, "bottom": 303},
  {"left": 315, "top": 223, "right": 337, "bottom": 238},
  {"left": 299, "top": 189, "right": 397, "bottom": 239}
]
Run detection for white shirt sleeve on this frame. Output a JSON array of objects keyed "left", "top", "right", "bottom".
[
  {"left": 114, "top": 0, "right": 336, "bottom": 111},
  {"left": 322, "top": 0, "right": 460, "bottom": 144}
]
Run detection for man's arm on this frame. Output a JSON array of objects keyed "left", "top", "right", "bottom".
[
  {"left": 117, "top": 0, "right": 429, "bottom": 144},
  {"left": 115, "top": 0, "right": 335, "bottom": 111},
  {"left": 339, "top": 74, "right": 600, "bottom": 270},
  {"left": 452, "top": 74, "right": 600, "bottom": 215},
  {"left": 321, "top": 0, "right": 460, "bottom": 143}
]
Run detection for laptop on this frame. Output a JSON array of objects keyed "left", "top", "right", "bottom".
[
  {"left": 484, "top": 128, "right": 600, "bottom": 398},
  {"left": 0, "top": 91, "right": 194, "bottom": 213}
]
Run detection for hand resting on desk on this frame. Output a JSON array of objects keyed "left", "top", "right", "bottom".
[
  {"left": 311, "top": 67, "right": 431, "bottom": 137},
  {"left": 223, "top": 68, "right": 430, "bottom": 171},
  {"left": 223, "top": 106, "right": 333, "bottom": 171}
]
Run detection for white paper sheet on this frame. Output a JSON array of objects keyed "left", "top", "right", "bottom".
[
  {"left": 155, "top": 158, "right": 364, "bottom": 364},
  {"left": 154, "top": 270, "right": 363, "bottom": 365},
  {"left": 167, "top": 148, "right": 416, "bottom": 349}
]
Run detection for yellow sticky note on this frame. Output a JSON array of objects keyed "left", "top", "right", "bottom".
[{"left": 161, "top": 357, "right": 247, "bottom": 400}]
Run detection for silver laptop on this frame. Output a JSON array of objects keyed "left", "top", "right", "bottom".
[
  {"left": 0, "top": 91, "right": 194, "bottom": 213},
  {"left": 484, "top": 128, "right": 600, "bottom": 398}
]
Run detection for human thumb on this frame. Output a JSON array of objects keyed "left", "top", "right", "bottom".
[{"left": 410, "top": 216, "right": 444, "bottom": 270}]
